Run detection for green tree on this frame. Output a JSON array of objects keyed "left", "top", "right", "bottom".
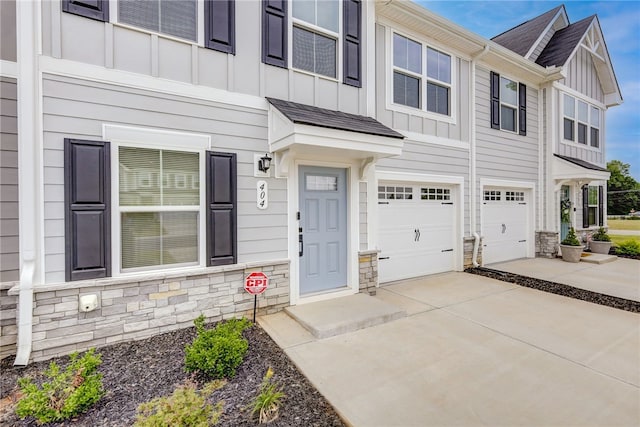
[{"left": 607, "top": 160, "right": 640, "bottom": 215}]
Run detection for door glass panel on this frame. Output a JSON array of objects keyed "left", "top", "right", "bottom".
[{"left": 306, "top": 175, "right": 338, "bottom": 191}]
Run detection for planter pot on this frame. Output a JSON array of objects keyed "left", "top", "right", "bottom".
[
  {"left": 560, "top": 244, "right": 583, "bottom": 263},
  {"left": 590, "top": 241, "right": 612, "bottom": 254}
]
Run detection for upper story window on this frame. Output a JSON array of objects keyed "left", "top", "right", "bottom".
[
  {"left": 292, "top": 0, "right": 339, "bottom": 79},
  {"left": 563, "top": 94, "right": 600, "bottom": 148},
  {"left": 490, "top": 71, "right": 526, "bottom": 135},
  {"left": 392, "top": 33, "right": 452, "bottom": 116},
  {"left": 118, "top": 0, "right": 198, "bottom": 42}
]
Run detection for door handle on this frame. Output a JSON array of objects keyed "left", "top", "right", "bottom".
[
  {"left": 298, "top": 233, "right": 303, "bottom": 257},
  {"left": 501, "top": 223, "right": 506, "bottom": 234},
  {"left": 414, "top": 228, "right": 421, "bottom": 242}
]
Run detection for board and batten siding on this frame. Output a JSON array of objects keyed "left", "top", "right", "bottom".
[
  {"left": 40, "top": 1, "right": 365, "bottom": 116},
  {"left": 374, "top": 24, "right": 470, "bottom": 143},
  {"left": 559, "top": 47, "right": 604, "bottom": 103},
  {"left": 0, "top": 77, "right": 19, "bottom": 283},
  {"left": 41, "top": 73, "right": 287, "bottom": 284},
  {"left": 475, "top": 66, "right": 541, "bottom": 227},
  {"left": 0, "top": 0, "right": 16, "bottom": 62}
]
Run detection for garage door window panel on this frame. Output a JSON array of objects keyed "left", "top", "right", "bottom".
[
  {"left": 421, "top": 187, "right": 450, "bottom": 201},
  {"left": 378, "top": 186, "right": 413, "bottom": 200}
]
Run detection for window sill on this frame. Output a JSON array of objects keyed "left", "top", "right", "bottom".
[
  {"left": 561, "top": 139, "right": 602, "bottom": 152},
  {"left": 291, "top": 67, "right": 340, "bottom": 84},
  {"left": 385, "top": 101, "right": 456, "bottom": 125},
  {"left": 111, "top": 22, "right": 202, "bottom": 48},
  {"left": 8, "top": 258, "right": 291, "bottom": 296}
]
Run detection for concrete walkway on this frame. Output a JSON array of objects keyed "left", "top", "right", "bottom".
[
  {"left": 490, "top": 257, "right": 640, "bottom": 302},
  {"left": 259, "top": 272, "right": 640, "bottom": 426}
]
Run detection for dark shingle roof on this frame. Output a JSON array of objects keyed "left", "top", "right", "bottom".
[
  {"left": 554, "top": 154, "right": 608, "bottom": 172},
  {"left": 492, "top": 5, "right": 564, "bottom": 57},
  {"left": 536, "top": 15, "right": 595, "bottom": 67},
  {"left": 266, "top": 98, "right": 405, "bottom": 139}
]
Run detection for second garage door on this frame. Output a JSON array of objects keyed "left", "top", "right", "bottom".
[
  {"left": 378, "top": 183, "right": 456, "bottom": 283},
  {"left": 481, "top": 188, "right": 529, "bottom": 265}
]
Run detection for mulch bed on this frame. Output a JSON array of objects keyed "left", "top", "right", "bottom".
[
  {"left": 0, "top": 324, "right": 345, "bottom": 427},
  {"left": 466, "top": 267, "right": 640, "bottom": 313}
]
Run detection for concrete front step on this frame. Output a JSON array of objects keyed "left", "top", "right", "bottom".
[
  {"left": 284, "top": 293, "right": 406, "bottom": 339},
  {"left": 580, "top": 253, "right": 618, "bottom": 264}
]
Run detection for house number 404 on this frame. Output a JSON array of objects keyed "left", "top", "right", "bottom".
[{"left": 257, "top": 180, "right": 268, "bottom": 210}]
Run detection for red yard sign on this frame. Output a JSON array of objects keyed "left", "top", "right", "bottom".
[{"left": 244, "top": 272, "right": 269, "bottom": 295}]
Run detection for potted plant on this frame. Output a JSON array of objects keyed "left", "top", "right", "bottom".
[
  {"left": 559, "top": 227, "right": 583, "bottom": 262},
  {"left": 590, "top": 227, "right": 612, "bottom": 254}
]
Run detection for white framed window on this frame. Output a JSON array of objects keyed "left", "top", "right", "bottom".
[
  {"left": 499, "top": 76, "right": 518, "bottom": 132},
  {"left": 421, "top": 187, "right": 451, "bottom": 201},
  {"left": 587, "top": 186, "right": 599, "bottom": 226},
  {"left": 390, "top": 31, "right": 455, "bottom": 120},
  {"left": 291, "top": 0, "right": 340, "bottom": 79},
  {"left": 114, "top": 0, "right": 204, "bottom": 44},
  {"left": 105, "top": 125, "right": 210, "bottom": 275},
  {"left": 562, "top": 94, "right": 602, "bottom": 148}
]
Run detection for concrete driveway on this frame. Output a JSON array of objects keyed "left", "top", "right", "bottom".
[
  {"left": 259, "top": 272, "right": 640, "bottom": 426},
  {"left": 489, "top": 257, "right": 640, "bottom": 302}
]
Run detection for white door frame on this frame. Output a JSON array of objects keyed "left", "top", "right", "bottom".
[
  {"left": 288, "top": 158, "right": 360, "bottom": 305},
  {"left": 374, "top": 170, "right": 464, "bottom": 272},
  {"left": 479, "top": 178, "right": 536, "bottom": 263}
]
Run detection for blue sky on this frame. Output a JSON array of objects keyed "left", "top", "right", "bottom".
[{"left": 418, "top": 1, "right": 640, "bottom": 180}]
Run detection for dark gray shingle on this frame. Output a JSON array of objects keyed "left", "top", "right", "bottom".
[
  {"left": 554, "top": 154, "right": 608, "bottom": 172},
  {"left": 536, "top": 15, "right": 595, "bottom": 67},
  {"left": 492, "top": 5, "right": 564, "bottom": 57},
  {"left": 267, "top": 98, "right": 404, "bottom": 139}
]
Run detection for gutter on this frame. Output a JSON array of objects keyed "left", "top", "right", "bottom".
[{"left": 469, "top": 45, "right": 490, "bottom": 268}]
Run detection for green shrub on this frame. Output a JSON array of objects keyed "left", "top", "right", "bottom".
[
  {"left": 134, "top": 379, "right": 224, "bottom": 427},
  {"left": 250, "top": 367, "right": 285, "bottom": 424},
  {"left": 616, "top": 239, "right": 640, "bottom": 256},
  {"left": 561, "top": 227, "right": 582, "bottom": 246},
  {"left": 16, "top": 348, "right": 104, "bottom": 424},
  {"left": 184, "top": 315, "right": 251, "bottom": 379},
  {"left": 591, "top": 227, "right": 611, "bottom": 242}
]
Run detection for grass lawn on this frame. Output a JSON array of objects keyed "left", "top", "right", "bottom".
[
  {"left": 608, "top": 219, "right": 640, "bottom": 231},
  {"left": 610, "top": 234, "right": 640, "bottom": 247}
]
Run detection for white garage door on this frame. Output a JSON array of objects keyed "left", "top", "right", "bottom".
[
  {"left": 481, "top": 188, "right": 529, "bottom": 265},
  {"left": 378, "top": 183, "right": 456, "bottom": 283}
]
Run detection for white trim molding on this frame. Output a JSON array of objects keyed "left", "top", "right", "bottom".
[{"left": 0, "top": 60, "right": 18, "bottom": 78}]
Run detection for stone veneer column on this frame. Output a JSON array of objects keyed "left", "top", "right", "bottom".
[
  {"left": 536, "top": 231, "right": 559, "bottom": 258},
  {"left": 358, "top": 250, "right": 379, "bottom": 295},
  {"left": 463, "top": 237, "right": 482, "bottom": 269}
]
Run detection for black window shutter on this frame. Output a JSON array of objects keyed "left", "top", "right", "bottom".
[
  {"left": 206, "top": 152, "right": 237, "bottom": 266},
  {"left": 205, "top": 0, "right": 235, "bottom": 54},
  {"left": 64, "top": 139, "right": 111, "bottom": 281},
  {"left": 582, "top": 185, "right": 589, "bottom": 229},
  {"left": 343, "top": 0, "right": 362, "bottom": 87},
  {"left": 518, "top": 83, "right": 527, "bottom": 136},
  {"left": 490, "top": 71, "right": 500, "bottom": 129},
  {"left": 598, "top": 186, "right": 604, "bottom": 226},
  {"left": 62, "top": 0, "right": 109, "bottom": 22},
  {"left": 262, "top": 0, "right": 287, "bottom": 68}
]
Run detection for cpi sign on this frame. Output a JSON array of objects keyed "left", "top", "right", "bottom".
[{"left": 244, "top": 272, "right": 269, "bottom": 295}]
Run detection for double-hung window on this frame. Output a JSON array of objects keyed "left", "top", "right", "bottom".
[
  {"left": 499, "top": 77, "right": 518, "bottom": 132},
  {"left": 118, "top": 0, "right": 198, "bottom": 42},
  {"left": 563, "top": 94, "right": 601, "bottom": 148},
  {"left": 392, "top": 33, "right": 452, "bottom": 116},
  {"left": 587, "top": 186, "right": 599, "bottom": 226},
  {"left": 292, "top": 0, "right": 339, "bottom": 79},
  {"left": 118, "top": 147, "right": 201, "bottom": 271}
]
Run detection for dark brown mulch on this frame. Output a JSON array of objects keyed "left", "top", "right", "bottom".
[
  {"left": 0, "top": 324, "right": 345, "bottom": 427},
  {"left": 466, "top": 267, "right": 640, "bottom": 313}
]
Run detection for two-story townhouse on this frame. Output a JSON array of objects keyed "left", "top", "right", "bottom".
[
  {"left": 491, "top": 5, "right": 621, "bottom": 250},
  {"left": 1, "top": 0, "right": 410, "bottom": 364},
  {"left": 0, "top": 1, "right": 621, "bottom": 366}
]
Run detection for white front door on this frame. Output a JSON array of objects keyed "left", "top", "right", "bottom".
[
  {"left": 378, "top": 183, "right": 456, "bottom": 283},
  {"left": 482, "top": 188, "right": 529, "bottom": 264}
]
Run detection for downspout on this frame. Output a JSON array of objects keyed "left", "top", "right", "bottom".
[
  {"left": 14, "top": 0, "right": 42, "bottom": 366},
  {"left": 470, "top": 45, "right": 490, "bottom": 267}
]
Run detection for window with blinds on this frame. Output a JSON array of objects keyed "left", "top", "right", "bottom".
[
  {"left": 291, "top": 0, "right": 339, "bottom": 78},
  {"left": 119, "top": 147, "right": 200, "bottom": 270},
  {"left": 118, "top": 0, "right": 197, "bottom": 41}
]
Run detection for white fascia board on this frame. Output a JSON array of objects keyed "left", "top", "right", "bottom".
[
  {"left": 39, "top": 56, "right": 268, "bottom": 111},
  {"left": 0, "top": 60, "right": 18, "bottom": 78},
  {"left": 552, "top": 156, "right": 610, "bottom": 182},
  {"left": 524, "top": 8, "right": 568, "bottom": 60},
  {"left": 270, "top": 123, "right": 404, "bottom": 158}
]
